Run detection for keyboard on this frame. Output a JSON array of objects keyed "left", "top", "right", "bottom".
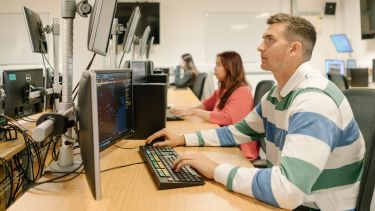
[
  {"left": 166, "top": 110, "right": 184, "bottom": 121},
  {"left": 139, "top": 145, "right": 204, "bottom": 190}
]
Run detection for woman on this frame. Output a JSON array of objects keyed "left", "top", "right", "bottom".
[
  {"left": 172, "top": 51, "right": 253, "bottom": 125},
  {"left": 173, "top": 53, "right": 199, "bottom": 88},
  {"left": 171, "top": 51, "right": 258, "bottom": 159}
]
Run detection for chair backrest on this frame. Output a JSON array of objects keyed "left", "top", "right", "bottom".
[
  {"left": 191, "top": 73, "right": 207, "bottom": 100},
  {"left": 343, "top": 88, "right": 375, "bottom": 211},
  {"left": 327, "top": 73, "right": 349, "bottom": 91},
  {"left": 253, "top": 80, "right": 275, "bottom": 106}
]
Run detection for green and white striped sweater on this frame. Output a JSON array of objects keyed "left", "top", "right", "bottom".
[{"left": 183, "top": 62, "right": 365, "bottom": 211}]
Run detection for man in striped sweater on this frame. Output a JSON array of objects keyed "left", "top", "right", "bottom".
[{"left": 147, "top": 13, "right": 365, "bottom": 211}]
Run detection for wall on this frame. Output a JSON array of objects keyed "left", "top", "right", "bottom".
[{"left": 1, "top": 0, "right": 374, "bottom": 86}]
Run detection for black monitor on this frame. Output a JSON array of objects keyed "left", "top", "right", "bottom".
[
  {"left": 138, "top": 26, "right": 151, "bottom": 58},
  {"left": 2, "top": 68, "right": 44, "bottom": 118},
  {"left": 127, "top": 60, "right": 154, "bottom": 82},
  {"left": 77, "top": 69, "right": 133, "bottom": 200},
  {"left": 348, "top": 68, "right": 369, "bottom": 87},
  {"left": 87, "top": 0, "right": 118, "bottom": 56},
  {"left": 146, "top": 36, "right": 154, "bottom": 59},
  {"left": 116, "top": 2, "right": 160, "bottom": 44},
  {"left": 122, "top": 6, "right": 141, "bottom": 53},
  {"left": 22, "top": 6, "right": 48, "bottom": 53}
]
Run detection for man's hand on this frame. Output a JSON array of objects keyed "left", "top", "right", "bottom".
[
  {"left": 146, "top": 128, "right": 185, "bottom": 147},
  {"left": 173, "top": 153, "right": 219, "bottom": 179}
]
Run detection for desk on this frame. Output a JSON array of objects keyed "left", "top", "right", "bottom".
[
  {"left": 0, "top": 117, "right": 37, "bottom": 160},
  {"left": 8, "top": 88, "right": 282, "bottom": 211}
]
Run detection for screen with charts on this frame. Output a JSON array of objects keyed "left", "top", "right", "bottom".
[
  {"left": 96, "top": 72, "right": 133, "bottom": 150},
  {"left": 330, "top": 34, "right": 353, "bottom": 53},
  {"left": 325, "top": 59, "right": 345, "bottom": 75}
]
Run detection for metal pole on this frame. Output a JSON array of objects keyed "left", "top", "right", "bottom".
[{"left": 110, "top": 18, "right": 118, "bottom": 68}]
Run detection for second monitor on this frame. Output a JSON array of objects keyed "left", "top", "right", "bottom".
[{"left": 78, "top": 69, "right": 133, "bottom": 200}]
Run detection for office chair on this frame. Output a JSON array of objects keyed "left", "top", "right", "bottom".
[
  {"left": 343, "top": 88, "right": 375, "bottom": 211},
  {"left": 327, "top": 72, "right": 349, "bottom": 91},
  {"left": 253, "top": 80, "right": 275, "bottom": 106},
  {"left": 248, "top": 80, "right": 275, "bottom": 167},
  {"left": 191, "top": 73, "right": 207, "bottom": 100}
]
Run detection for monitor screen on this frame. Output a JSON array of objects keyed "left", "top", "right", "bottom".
[
  {"left": 87, "top": 0, "right": 118, "bottom": 56},
  {"left": 325, "top": 59, "right": 345, "bottom": 75},
  {"left": 22, "top": 6, "right": 48, "bottom": 53},
  {"left": 330, "top": 34, "right": 353, "bottom": 53},
  {"left": 116, "top": 2, "right": 160, "bottom": 44},
  {"left": 2, "top": 68, "right": 44, "bottom": 118},
  {"left": 78, "top": 69, "right": 133, "bottom": 200}
]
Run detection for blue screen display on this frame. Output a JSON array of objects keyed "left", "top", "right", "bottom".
[
  {"left": 325, "top": 59, "right": 345, "bottom": 75},
  {"left": 330, "top": 34, "right": 353, "bottom": 53}
]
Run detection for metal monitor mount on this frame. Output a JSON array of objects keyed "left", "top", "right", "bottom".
[{"left": 32, "top": 0, "right": 92, "bottom": 173}]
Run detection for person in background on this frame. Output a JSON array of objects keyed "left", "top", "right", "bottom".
[
  {"left": 171, "top": 51, "right": 253, "bottom": 126},
  {"left": 148, "top": 13, "right": 365, "bottom": 211},
  {"left": 171, "top": 51, "right": 259, "bottom": 160},
  {"left": 173, "top": 53, "right": 199, "bottom": 88}
]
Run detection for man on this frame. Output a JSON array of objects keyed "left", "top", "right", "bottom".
[{"left": 147, "top": 13, "right": 365, "bottom": 211}]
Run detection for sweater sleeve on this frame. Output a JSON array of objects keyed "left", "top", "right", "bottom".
[
  {"left": 175, "top": 71, "right": 194, "bottom": 88},
  {"left": 211, "top": 92, "right": 352, "bottom": 210},
  {"left": 202, "top": 89, "right": 219, "bottom": 111}
]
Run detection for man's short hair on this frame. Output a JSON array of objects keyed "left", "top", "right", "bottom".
[{"left": 267, "top": 13, "right": 317, "bottom": 61}]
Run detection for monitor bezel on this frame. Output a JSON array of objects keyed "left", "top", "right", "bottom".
[{"left": 87, "top": 0, "right": 118, "bottom": 56}]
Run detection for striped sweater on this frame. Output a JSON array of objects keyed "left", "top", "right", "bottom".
[{"left": 183, "top": 62, "right": 365, "bottom": 211}]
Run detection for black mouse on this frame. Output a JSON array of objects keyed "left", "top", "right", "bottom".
[{"left": 145, "top": 136, "right": 165, "bottom": 146}]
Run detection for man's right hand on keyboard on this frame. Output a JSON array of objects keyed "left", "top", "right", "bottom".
[{"left": 146, "top": 128, "right": 185, "bottom": 147}]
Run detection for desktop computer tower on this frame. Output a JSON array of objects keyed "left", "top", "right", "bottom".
[{"left": 131, "top": 82, "right": 167, "bottom": 139}]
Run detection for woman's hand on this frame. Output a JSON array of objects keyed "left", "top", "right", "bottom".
[
  {"left": 170, "top": 108, "right": 194, "bottom": 117},
  {"left": 146, "top": 128, "right": 185, "bottom": 147}
]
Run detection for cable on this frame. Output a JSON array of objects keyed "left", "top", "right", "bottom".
[
  {"left": 41, "top": 53, "right": 55, "bottom": 72},
  {"left": 118, "top": 50, "right": 126, "bottom": 69},
  {"left": 72, "top": 53, "right": 97, "bottom": 102},
  {"left": 15, "top": 163, "right": 83, "bottom": 199},
  {"left": 86, "top": 53, "right": 96, "bottom": 71},
  {"left": 101, "top": 161, "right": 144, "bottom": 173},
  {"left": 113, "top": 144, "right": 138, "bottom": 150}
]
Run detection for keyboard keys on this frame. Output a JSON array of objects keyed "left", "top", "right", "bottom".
[{"left": 139, "top": 145, "right": 204, "bottom": 190}]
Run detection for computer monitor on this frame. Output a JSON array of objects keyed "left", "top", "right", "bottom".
[
  {"left": 77, "top": 69, "right": 133, "bottom": 200},
  {"left": 348, "top": 68, "right": 369, "bottom": 87},
  {"left": 325, "top": 59, "right": 345, "bottom": 75},
  {"left": 146, "top": 36, "right": 154, "bottom": 59},
  {"left": 330, "top": 34, "right": 353, "bottom": 53},
  {"left": 22, "top": 6, "right": 48, "bottom": 53},
  {"left": 128, "top": 60, "right": 154, "bottom": 82},
  {"left": 122, "top": 6, "right": 141, "bottom": 53},
  {"left": 2, "top": 68, "right": 44, "bottom": 118},
  {"left": 87, "top": 0, "right": 118, "bottom": 56},
  {"left": 139, "top": 26, "right": 151, "bottom": 58}
]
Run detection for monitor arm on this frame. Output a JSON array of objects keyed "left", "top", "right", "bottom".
[
  {"left": 110, "top": 19, "right": 125, "bottom": 68},
  {"left": 32, "top": 0, "right": 87, "bottom": 173}
]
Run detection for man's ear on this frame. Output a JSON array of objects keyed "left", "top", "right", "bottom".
[{"left": 289, "top": 41, "right": 303, "bottom": 57}]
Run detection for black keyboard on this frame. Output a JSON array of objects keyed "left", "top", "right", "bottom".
[{"left": 139, "top": 145, "right": 204, "bottom": 190}]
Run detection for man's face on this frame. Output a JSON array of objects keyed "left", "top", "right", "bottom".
[{"left": 257, "top": 23, "right": 292, "bottom": 72}]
